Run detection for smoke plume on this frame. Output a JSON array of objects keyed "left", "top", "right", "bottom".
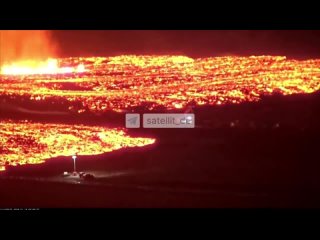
[{"left": 0, "top": 30, "right": 57, "bottom": 64}]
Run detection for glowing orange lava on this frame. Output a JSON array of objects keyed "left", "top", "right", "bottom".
[
  {"left": 0, "top": 120, "right": 155, "bottom": 171},
  {"left": 0, "top": 55, "right": 319, "bottom": 113}
]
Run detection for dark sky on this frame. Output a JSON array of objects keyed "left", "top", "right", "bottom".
[{"left": 52, "top": 30, "right": 320, "bottom": 59}]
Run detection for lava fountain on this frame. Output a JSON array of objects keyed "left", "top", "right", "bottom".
[{"left": 0, "top": 30, "right": 86, "bottom": 75}]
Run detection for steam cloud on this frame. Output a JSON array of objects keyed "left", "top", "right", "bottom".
[{"left": 0, "top": 30, "right": 57, "bottom": 64}]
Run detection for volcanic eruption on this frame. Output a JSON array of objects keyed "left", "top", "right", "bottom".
[
  {"left": 0, "top": 30, "right": 84, "bottom": 75},
  {"left": 1, "top": 31, "right": 320, "bottom": 171}
]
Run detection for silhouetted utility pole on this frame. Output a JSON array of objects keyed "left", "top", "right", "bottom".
[{"left": 72, "top": 154, "right": 77, "bottom": 173}]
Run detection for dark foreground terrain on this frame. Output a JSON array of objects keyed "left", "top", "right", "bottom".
[{"left": 1, "top": 92, "right": 320, "bottom": 208}]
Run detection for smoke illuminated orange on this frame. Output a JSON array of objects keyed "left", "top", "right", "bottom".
[
  {"left": 0, "top": 121, "right": 155, "bottom": 171},
  {"left": 0, "top": 30, "right": 57, "bottom": 63}
]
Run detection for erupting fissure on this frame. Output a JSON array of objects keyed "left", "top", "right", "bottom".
[{"left": 1, "top": 59, "right": 86, "bottom": 75}]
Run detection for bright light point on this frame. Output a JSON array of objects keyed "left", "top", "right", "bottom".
[
  {"left": 76, "top": 64, "right": 85, "bottom": 73},
  {"left": 174, "top": 103, "right": 183, "bottom": 109}
]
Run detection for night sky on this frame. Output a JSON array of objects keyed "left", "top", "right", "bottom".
[{"left": 51, "top": 30, "right": 320, "bottom": 59}]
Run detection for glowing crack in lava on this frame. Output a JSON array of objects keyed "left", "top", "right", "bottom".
[
  {"left": 1, "top": 59, "right": 86, "bottom": 75},
  {"left": 0, "top": 55, "right": 320, "bottom": 113},
  {"left": 0, "top": 121, "right": 155, "bottom": 171}
]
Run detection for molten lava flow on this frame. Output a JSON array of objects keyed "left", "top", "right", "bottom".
[
  {"left": 0, "top": 120, "right": 155, "bottom": 171},
  {"left": 0, "top": 55, "right": 319, "bottom": 171},
  {"left": 0, "top": 55, "right": 319, "bottom": 113},
  {"left": 1, "top": 59, "right": 86, "bottom": 75}
]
